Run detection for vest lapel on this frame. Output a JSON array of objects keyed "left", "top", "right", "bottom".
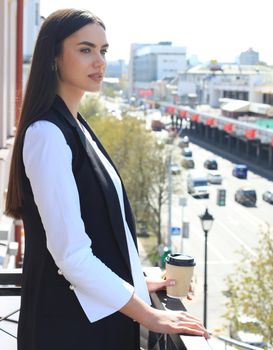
[
  {"left": 77, "top": 115, "right": 138, "bottom": 249},
  {"left": 52, "top": 96, "right": 134, "bottom": 271}
]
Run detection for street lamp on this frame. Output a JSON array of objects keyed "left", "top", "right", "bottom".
[{"left": 199, "top": 208, "right": 214, "bottom": 329}]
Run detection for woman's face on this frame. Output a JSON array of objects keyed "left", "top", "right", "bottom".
[{"left": 56, "top": 23, "right": 108, "bottom": 94}]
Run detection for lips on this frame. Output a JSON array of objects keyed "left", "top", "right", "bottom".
[{"left": 88, "top": 73, "right": 103, "bottom": 82}]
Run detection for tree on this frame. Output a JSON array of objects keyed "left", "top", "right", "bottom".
[
  {"left": 85, "top": 111, "right": 169, "bottom": 246},
  {"left": 145, "top": 145, "right": 169, "bottom": 245},
  {"left": 79, "top": 93, "right": 107, "bottom": 118},
  {"left": 224, "top": 223, "right": 273, "bottom": 346}
]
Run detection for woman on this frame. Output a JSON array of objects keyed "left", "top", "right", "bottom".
[{"left": 5, "top": 8, "right": 208, "bottom": 349}]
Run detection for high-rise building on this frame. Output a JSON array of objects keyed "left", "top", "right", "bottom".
[
  {"left": 128, "top": 42, "right": 186, "bottom": 97},
  {"left": 239, "top": 48, "right": 259, "bottom": 65}
]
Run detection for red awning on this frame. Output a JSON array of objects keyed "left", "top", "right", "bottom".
[
  {"left": 245, "top": 129, "right": 257, "bottom": 139},
  {"left": 223, "top": 123, "right": 234, "bottom": 133},
  {"left": 206, "top": 118, "right": 216, "bottom": 126},
  {"left": 179, "top": 110, "right": 187, "bottom": 118},
  {"left": 191, "top": 114, "right": 199, "bottom": 122}
]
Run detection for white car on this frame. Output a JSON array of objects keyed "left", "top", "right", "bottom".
[
  {"left": 207, "top": 171, "right": 222, "bottom": 185},
  {"left": 170, "top": 163, "right": 182, "bottom": 175}
]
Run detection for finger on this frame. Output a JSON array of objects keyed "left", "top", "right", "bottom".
[
  {"left": 186, "top": 293, "right": 193, "bottom": 300},
  {"left": 177, "top": 321, "right": 208, "bottom": 335},
  {"left": 165, "top": 279, "right": 176, "bottom": 287},
  {"left": 179, "top": 326, "right": 209, "bottom": 339},
  {"left": 179, "top": 311, "right": 202, "bottom": 323}
]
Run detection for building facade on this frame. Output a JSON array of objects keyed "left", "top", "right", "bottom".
[
  {"left": 0, "top": 0, "right": 40, "bottom": 267},
  {"left": 239, "top": 48, "right": 259, "bottom": 65},
  {"left": 128, "top": 42, "right": 187, "bottom": 98},
  {"left": 0, "top": 0, "right": 18, "bottom": 266},
  {"left": 177, "top": 64, "right": 273, "bottom": 108}
]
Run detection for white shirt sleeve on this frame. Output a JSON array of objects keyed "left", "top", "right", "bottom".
[{"left": 23, "top": 120, "right": 134, "bottom": 322}]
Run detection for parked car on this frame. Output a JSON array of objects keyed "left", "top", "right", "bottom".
[
  {"left": 207, "top": 171, "right": 222, "bottom": 184},
  {"left": 262, "top": 189, "right": 273, "bottom": 204},
  {"left": 182, "top": 147, "right": 192, "bottom": 157},
  {"left": 229, "top": 315, "right": 267, "bottom": 348},
  {"left": 178, "top": 136, "right": 189, "bottom": 148},
  {"left": 151, "top": 119, "right": 165, "bottom": 131},
  {"left": 181, "top": 157, "right": 195, "bottom": 169},
  {"left": 232, "top": 164, "right": 248, "bottom": 179},
  {"left": 204, "top": 159, "right": 218, "bottom": 170},
  {"left": 170, "top": 163, "right": 182, "bottom": 175},
  {"left": 235, "top": 188, "right": 257, "bottom": 206}
]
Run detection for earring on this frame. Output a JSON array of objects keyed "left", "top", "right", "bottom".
[{"left": 51, "top": 61, "right": 57, "bottom": 72}]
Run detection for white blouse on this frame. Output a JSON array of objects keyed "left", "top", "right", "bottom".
[{"left": 23, "top": 120, "right": 150, "bottom": 323}]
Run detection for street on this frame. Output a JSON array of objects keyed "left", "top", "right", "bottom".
[
  {"left": 101, "top": 99, "right": 273, "bottom": 337},
  {"left": 163, "top": 139, "right": 273, "bottom": 334}
]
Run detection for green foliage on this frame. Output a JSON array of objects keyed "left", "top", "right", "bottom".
[
  {"left": 86, "top": 111, "right": 169, "bottom": 246},
  {"left": 102, "top": 86, "right": 116, "bottom": 98},
  {"left": 79, "top": 94, "right": 107, "bottom": 118},
  {"left": 224, "top": 223, "right": 273, "bottom": 346}
]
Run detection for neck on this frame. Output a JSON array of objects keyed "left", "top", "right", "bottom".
[{"left": 56, "top": 86, "right": 84, "bottom": 118}]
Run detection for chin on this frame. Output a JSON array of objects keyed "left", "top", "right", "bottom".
[{"left": 86, "top": 84, "right": 102, "bottom": 93}]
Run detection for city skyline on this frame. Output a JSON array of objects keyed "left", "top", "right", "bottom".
[{"left": 40, "top": 0, "right": 273, "bottom": 65}]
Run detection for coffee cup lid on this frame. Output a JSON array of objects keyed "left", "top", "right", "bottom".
[{"left": 165, "top": 254, "right": 196, "bottom": 267}]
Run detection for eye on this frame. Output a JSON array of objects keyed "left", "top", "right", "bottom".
[
  {"left": 80, "top": 47, "right": 91, "bottom": 54},
  {"left": 101, "top": 49, "right": 108, "bottom": 56}
]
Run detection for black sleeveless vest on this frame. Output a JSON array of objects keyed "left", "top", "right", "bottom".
[{"left": 18, "top": 96, "right": 140, "bottom": 350}]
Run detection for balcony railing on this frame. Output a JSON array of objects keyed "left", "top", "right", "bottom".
[{"left": 0, "top": 268, "right": 264, "bottom": 350}]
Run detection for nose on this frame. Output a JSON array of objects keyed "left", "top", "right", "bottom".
[{"left": 93, "top": 52, "right": 106, "bottom": 69}]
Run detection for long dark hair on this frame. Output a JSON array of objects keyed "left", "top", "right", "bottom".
[{"left": 5, "top": 8, "right": 105, "bottom": 218}]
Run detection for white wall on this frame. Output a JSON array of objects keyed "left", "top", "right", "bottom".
[
  {"left": 157, "top": 54, "right": 186, "bottom": 80},
  {"left": 0, "top": 0, "right": 16, "bottom": 232}
]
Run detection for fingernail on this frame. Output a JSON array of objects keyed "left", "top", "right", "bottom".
[{"left": 169, "top": 280, "right": 176, "bottom": 286}]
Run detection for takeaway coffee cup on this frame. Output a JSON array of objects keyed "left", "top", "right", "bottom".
[{"left": 165, "top": 254, "right": 196, "bottom": 298}]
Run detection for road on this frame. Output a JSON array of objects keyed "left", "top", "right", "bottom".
[
  {"left": 162, "top": 138, "right": 273, "bottom": 334},
  {"left": 101, "top": 101, "right": 272, "bottom": 338}
]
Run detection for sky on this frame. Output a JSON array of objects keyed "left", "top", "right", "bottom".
[{"left": 40, "top": 0, "right": 273, "bottom": 65}]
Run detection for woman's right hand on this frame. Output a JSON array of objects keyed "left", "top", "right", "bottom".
[
  {"left": 143, "top": 308, "right": 209, "bottom": 338},
  {"left": 120, "top": 293, "right": 209, "bottom": 338}
]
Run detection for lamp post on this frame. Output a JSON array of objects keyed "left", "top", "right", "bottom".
[{"left": 199, "top": 208, "right": 214, "bottom": 329}]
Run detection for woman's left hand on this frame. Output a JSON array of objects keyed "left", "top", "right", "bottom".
[
  {"left": 146, "top": 276, "right": 175, "bottom": 293},
  {"left": 145, "top": 276, "right": 194, "bottom": 300}
]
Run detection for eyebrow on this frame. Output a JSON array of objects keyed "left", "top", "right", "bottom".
[{"left": 77, "top": 41, "right": 109, "bottom": 49}]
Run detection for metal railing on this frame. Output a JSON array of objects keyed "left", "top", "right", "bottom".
[
  {"left": 0, "top": 268, "right": 21, "bottom": 341},
  {"left": 146, "top": 290, "right": 212, "bottom": 350},
  {"left": 217, "top": 335, "right": 266, "bottom": 350},
  {"left": 0, "top": 268, "right": 266, "bottom": 350}
]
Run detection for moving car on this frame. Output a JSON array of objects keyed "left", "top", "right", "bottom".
[
  {"left": 204, "top": 159, "right": 218, "bottom": 170},
  {"left": 207, "top": 171, "right": 222, "bottom": 185},
  {"left": 235, "top": 188, "right": 257, "bottom": 206},
  {"left": 187, "top": 172, "right": 209, "bottom": 198},
  {"left": 262, "top": 189, "right": 273, "bottom": 204},
  {"left": 232, "top": 164, "right": 248, "bottom": 179}
]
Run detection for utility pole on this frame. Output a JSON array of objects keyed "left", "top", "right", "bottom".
[{"left": 167, "top": 153, "right": 172, "bottom": 250}]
